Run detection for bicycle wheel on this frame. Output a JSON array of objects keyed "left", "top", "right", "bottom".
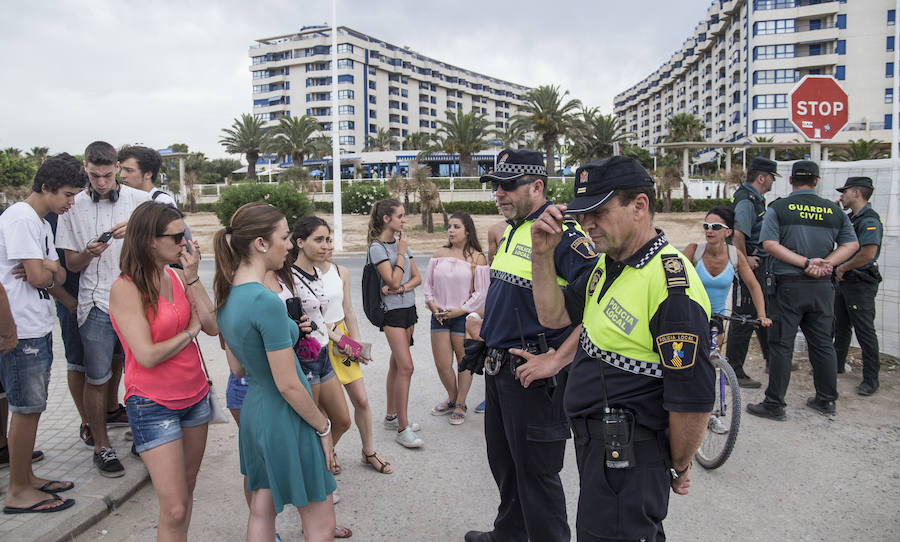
[{"left": 695, "top": 353, "right": 741, "bottom": 469}]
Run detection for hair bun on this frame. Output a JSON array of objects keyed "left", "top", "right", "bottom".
[{"left": 225, "top": 226, "right": 233, "bottom": 234}]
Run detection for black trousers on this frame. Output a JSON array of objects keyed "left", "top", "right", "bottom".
[
  {"left": 834, "top": 279, "right": 880, "bottom": 384},
  {"left": 484, "top": 363, "right": 570, "bottom": 542},
  {"left": 725, "top": 261, "right": 769, "bottom": 375},
  {"left": 764, "top": 279, "right": 838, "bottom": 408},
  {"left": 573, "top": 431, "right": 671, "bottom": 542}
]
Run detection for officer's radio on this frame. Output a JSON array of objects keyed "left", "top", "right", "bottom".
[{"left": 601, "top": 408, "right": 636, "bottom": 469}]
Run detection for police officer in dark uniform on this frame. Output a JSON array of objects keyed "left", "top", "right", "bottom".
[
  {"left": 727, "top": 157, "right": 778, "bottom": 387},
  {"left": 834, "top": 176, "right": 883, "bottom": 396},
  {"left": 464, "top": 149, "right": 598, "bottom": 542},
  {"left": 747, "top": 161, "right": 858, "bottom": 420},
  {"left": 520, "top": 157, "right": 714, "bottom": 542}
]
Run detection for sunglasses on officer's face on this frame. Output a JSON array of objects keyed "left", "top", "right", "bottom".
[
  {"left": 491, "top": 178, "right": 534, "bottom": 192},
  {"left": 158, "top": 231, "right": 186, "bottom": 243},
  {"left": 702, "top": 222, "right": 730, "bottom": 231}
]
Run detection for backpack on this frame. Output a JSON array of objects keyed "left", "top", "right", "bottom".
[
  {"left": 692, "top": 242, "right": 742, "bottom": 310},
  {"left": 361, "top": 242, "right": 386, "bottom": 327}
]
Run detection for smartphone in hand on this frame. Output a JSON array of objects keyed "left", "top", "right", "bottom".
[{"left": 97, "top": 231, "right": 113, "bottom": 243}]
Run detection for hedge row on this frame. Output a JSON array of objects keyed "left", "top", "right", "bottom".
[{"left": 656, "top": 198, "right": 731, "bottom": 213}]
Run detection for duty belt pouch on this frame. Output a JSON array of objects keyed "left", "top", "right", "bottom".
[{"left": 601, "top": 408, "right": 637, "bottom": 469}]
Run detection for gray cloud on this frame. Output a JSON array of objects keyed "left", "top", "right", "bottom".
[{"left": 0, "top": 0, "right": 712, "bottom": 158}]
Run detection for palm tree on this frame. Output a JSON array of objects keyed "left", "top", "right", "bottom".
[
  {"left": 831, "top": 138, "right": 889, "bottom": 161},
  {"left": 3, "top": 148, "right": 22, "bottom": 158},
  {"left": 26, "top": 146, "right": 50, "bottom": 165},
  {"left": 566, "top": 108, "right": 632, "bottom": 166},
  {"left": 512, "top": 85, "right": 581, "bottom": 174},
  {"left": 265, "top": 115, "right": 323, "bottom": 167},
  {"left": 365, "top": 128, "right": 398, "bottom": 151},
  {"left": 664, "top": 113, "right": 706, "bottom": 143},
  {"left": 402, "top": 132, "right": 433, "bottom": 151},
  {"left": 419, "top": 109, "right": 491, "bottom": 177},
  {"left": 491, "top": 124, "right": 527, "bottom": 149},
  {"left": 219, "top": 114, "right": 271, "bottom": 182}
]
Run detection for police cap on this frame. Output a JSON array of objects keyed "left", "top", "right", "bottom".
[
  {"left": 791, "top": 160, "right": 819, "bottom": 178},
  {"left": 836, "top": 176, "right": 874, "bottom": 193},
  {"left": 749, "top": 156, "right": 780, "bottom": 177},
  {"left": 480, "top": 148, "right": 547, "bottom": 183},
  {"left": 566, "top": 156, "right": 654, "bottom": 214}
]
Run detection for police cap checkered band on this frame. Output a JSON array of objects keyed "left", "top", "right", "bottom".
[{"left": 494, "top": 162, "right": 547, "bottom": 176}]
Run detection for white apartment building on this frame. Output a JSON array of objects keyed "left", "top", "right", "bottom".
[
  {"left": 249, "top": 25, "right": 530, "bottom": 159},
  {"left": 613, "top": 0, "right": 896, "bottom": 150}
]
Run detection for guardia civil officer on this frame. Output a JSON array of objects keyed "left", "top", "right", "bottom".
[
  {"left": 727, "top": 156, "right": 778, "bottom": 388},
  {"left": 834, "top": 176, "right": 883, "bottom": 396},
  {"left": 520, "top": 157, "right": 714, "bottom": 542},
  {"left": 746, "top": 161, "right": 858, "bottom": 420},
  {"left": 464, "top": 149, "right": 598, "bottom": 542}
]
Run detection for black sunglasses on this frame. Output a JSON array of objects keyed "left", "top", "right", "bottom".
[
  {"left": 702, "top": 222, "right": 730, "bottom": 231},
  {"left": 491, "top": 178, "right": 534, "bottom": 192},
  {"left": 158, "top": 231, "right": 186, "bottom": 243}
]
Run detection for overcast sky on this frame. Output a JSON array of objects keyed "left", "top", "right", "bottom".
[{"left": 0, "top": 0, "right": 714, "bottom": 159}]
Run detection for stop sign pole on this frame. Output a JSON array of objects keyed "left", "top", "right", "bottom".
[{"left": 789, "top": 75, "right": 849, "bottom": 173}]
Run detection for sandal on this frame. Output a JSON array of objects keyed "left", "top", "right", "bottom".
[
  {"left": 332, "top": 451, "right": 342, "bottom": 475},
  {"left": 431, "top": 399, "right": 454, "bottom": 416},
  {"left": 449, "top": 404, "right": 467, "bottom": 425},
  {"left": 362, "top": 450, "right": 393, "bottom": 474},
  {"left": 335, "top": 525, "right": 353, "bottom": 538},
  {"left": 37, "top": 480, "right": 75, "bottom": 493}
]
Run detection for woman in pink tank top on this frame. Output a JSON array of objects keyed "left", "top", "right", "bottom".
[{"left": 109, "top": 202, "right": 218, "bottom": 542}]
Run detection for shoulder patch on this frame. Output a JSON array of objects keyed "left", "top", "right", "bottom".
[
  {"left": 587, "top": 266, "right": 603, "bottom": 297},
  {"left": 866, "top": 226, "right": 878, "bottom": 231},
  {"left": 661, "top": 254, "right": 689, "bottom": 289},
  {"left": 570, "top": 236, "right": 598, "bottom": 259},
  {"left": 656, "top": 333, "right": 699, "bottom": 370}
]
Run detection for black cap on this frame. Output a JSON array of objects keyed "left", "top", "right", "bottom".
[
  {"left": 836, "top": 176, "right": 874, "bottom": 192},
  {"left": 749, "top": 156, "right": 780, "bottom": 177},
  {"left": 567, "top": 156, "right": 654, "bottom": 214},
  {"left": 480, "top": 148, "right": 547, "bottom": 183},
  {"left": 791, "top": 160, "right": 819, "bottom": 178}
]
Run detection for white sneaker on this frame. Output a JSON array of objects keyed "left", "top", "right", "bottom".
[
  {"left": 383, "top": 416, "right": 421, "bottom": 432},
  {"left": 395, "top": 426, "right": 424, "bottom": 448}
]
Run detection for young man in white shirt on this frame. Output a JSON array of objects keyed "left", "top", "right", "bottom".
[
  {"left": 55, "top": 141, "right": 149, "bottom": 478},
  {"left": 0, "top": 153, "right": 86, "bottom": 513}
]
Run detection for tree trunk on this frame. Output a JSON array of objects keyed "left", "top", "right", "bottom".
[
  {"left": 459, "top": 153, "right": 475, "bottom": 177},
  {"left": 247, "top": 152, "right": 258, "bottom": 182},
  {"left": 682, "top": 183, "right": 690, "bottom": 212},
  {"left": 663, "top": 189, "right": 672, "bottom": 213},
  {"left": 544, "top": 137, "right": 555, "bottom": 175}
]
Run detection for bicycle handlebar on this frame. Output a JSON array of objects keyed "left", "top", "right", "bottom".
[{"left": 713, "top": 313, "right": 762, "bottom": 326}]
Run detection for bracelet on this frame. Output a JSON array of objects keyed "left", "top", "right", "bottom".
[
  {"left": 181, "top": 329, "right": 194, "bottom": 341},
  {"left": 315, "top": 418, "right": 332, "bottom": 437},
  {"left": 187, "top": 277, "right": 200, "bottom": 286},
  {"left": 670, "top": 462, "right": 692, "bottom": 480},
  {"left": 803, "top": 258, "right": 811, "bottom": 269}
]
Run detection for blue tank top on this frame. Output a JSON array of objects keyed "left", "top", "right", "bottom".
[{"left": 696, "top": 258, "right": 734, "bottom": 315}]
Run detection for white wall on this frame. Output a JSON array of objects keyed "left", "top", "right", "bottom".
[{"left": 767, "top": 159, "right": 900, "bottom": 356}]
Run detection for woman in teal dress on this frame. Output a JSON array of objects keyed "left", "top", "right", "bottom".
[{"left": 213, "top": 202, "right": 337, "bottom": 542}]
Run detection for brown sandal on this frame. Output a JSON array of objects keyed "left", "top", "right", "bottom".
[
  {"left": 361, "top": 450, "right": 393, "bottom": 474},
  {"left": 332, "top": 451, "right": 342, "bottom": 475}
]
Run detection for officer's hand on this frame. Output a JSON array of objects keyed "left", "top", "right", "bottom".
[
  {"left": 511, "top": 347, "right": 560, "bottom": 388},
  {"left": 531, "top": 205, "right": 567, "bottom": 257},
  {"left": 747, "top": 255, "right": 760, "bottom": 270},
  {"left": 757, "top": 316, "right": 772, "bottom": 327},
  {"left": 671, "top": 463, "right": 692, "bottom": 495},
  {"left": 834, "top": 265, "right": 846, "bottom": 282}
]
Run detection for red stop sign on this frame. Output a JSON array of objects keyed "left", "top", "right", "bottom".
[{"left": 789, "top": 75, "right": 848, "bottom": 141}]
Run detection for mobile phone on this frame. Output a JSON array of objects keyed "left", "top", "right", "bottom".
[
  {"left": 97, "top": 231, "right": 113, "bottom": 243},
  {"left": 436, "top": 310, "right": 449, "bottom": 316}
]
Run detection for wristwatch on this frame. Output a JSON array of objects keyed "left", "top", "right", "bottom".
[
  {"left": 670, "top": 462, "right": 691, "bottom": 480},
  {"left": 803, "top": 258, "right": 811, "bottom": 269}
]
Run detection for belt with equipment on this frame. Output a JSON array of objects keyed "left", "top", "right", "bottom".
[{"left": 569, "top": 417, "right": 658, "bottom": 442}]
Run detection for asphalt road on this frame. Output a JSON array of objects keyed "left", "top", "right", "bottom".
[{"left": 75, "top": 255, "right": 900, "bottom": 541}]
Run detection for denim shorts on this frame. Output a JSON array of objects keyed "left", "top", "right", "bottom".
[
  {"left": 126, "top": 393, "right": 212, "bottom": 453},
  {"left": 226, "top": 373, "right": 249, "bottom": 410},
  {"left": 0, "top": 334, "right": 53, "bottom": 414},
  {"left": 56, "top": 301, "right": 84, "bottom": 370},
  {"left": 430, "top": 314, "right": 467, "bottom": 336},
  {"left": 299, "top": 346, "right": 336, "bottom": 386},
  {"left": 78, "top": 307, "right": 123, "bottom": 385}
]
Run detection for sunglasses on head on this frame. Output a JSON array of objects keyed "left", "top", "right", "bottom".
[
  {"left": 491, "top": 178, "right": 534, "bottom": 192},
  {"left": 702, "top": 222, "right": 730, "bottom": 231},
  {"left": 158, "top": 231, "right": 186, "bottom": 243}
]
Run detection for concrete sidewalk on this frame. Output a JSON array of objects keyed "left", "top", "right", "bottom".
[{"left": 0, "top": 326, "right": 150, "bottom": 542}]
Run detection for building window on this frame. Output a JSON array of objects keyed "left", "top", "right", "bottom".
[
  {"left": 369, "top": 109, "right": 376, "bottom": 118},
  {"left": 338, "top": 120, "right": 354, "bottom": 130},
  {"left": 836, "top": 40, "right": 846, "bottom": 55},
  {"left": 368, "top": 66, "right": 376, "bottom": 76},
  {"left": 369, "top": 123, "right": 376, "bottom": 133},
  {"left": 885, "top": 114, "right": 893, "bottom": 130},
  {"left": 752, "top": 119, "right": 793, "bottom": 134},
  {"left": 337, "top": 90, "right": 354, "bottom": 100},
  {"left": 401, "top": 103, "right": 408, "bottom": 111},
  {"left": 401, "top": 116, "right": 408, "bottom": 125},
  {"left": 753, "top": 69, "right": 797, "bottom": 84},
  {"left": 889, "top": 36, "right": 896, "bottom": 52},
  {"left": 369, "top": 95, "right": 376, "bottom": 104},
  {"left": 754, "top": 19, "right": 795, "bottom": 35},
  {"left": 836, "top": 14, "right": 846, "bottom": 29},
  {"left": 336, "top": 59, "right": 354, "bottom": 69},
  {"left": 835, "top": 66, "right": 845, "bottom": 80},
  {"left": 886, "top": 88, "right": 894, "bottom": 104},
  {"left": 753, "top": 0, "right": 795, "bottom": 10},
  {"left": 338, "top": 105, "right": 354, "bottom": 115},
  {"left": 337, "top": 74, "right": 354, "bottom": 84},
  {"left": 754, "top": 44, "right": 794, "bottom": 60},
  {"left": 337, "top": 43, "right": 353, "bottom": 54},
  {"left": 808, "top": 44, "right": 821, "bottom": 56},
  {"left": 889, "top": 9, "right": 896, "bottom": 25},
  {"left": 888, "top": 63, "right": 895, "bottom": 78},
  {"left": 369, "top": 81, "right": 376, "bottom": 90},
  {"left": 338, "top": 136, "right": 355, "bottom": 145},
  {"left": 753, "top": 94, "right": 787, "bottom": 109}
]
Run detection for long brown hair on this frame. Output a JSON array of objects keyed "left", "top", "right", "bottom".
[
  {"left": 213, "top": 202, "right": 285, "bottom": 309},
  {"left": 444, "top": 211, "right": 483, "bottom": 261},
  {"left": 366, "top": 198, "right": 402, "bottom": 244},
  {"left": 277, "top": 215, "right": 330, "bottom": 292},
  {"left": 119, "top": 201, "right": 184, "bottom": 314}
]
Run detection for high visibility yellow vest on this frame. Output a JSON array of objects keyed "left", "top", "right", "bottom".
[
  {"left": 491, "top": 220, "right": 586, "bottom": 288},
  {"left": 580, "top": 245, "right": 711, "bottom": 378}
]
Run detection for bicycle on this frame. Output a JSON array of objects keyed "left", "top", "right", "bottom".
[{"left": 695, "top": 313, "right": 762, "bottom": 470}]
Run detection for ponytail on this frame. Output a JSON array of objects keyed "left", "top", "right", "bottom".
[{"left": 367, "top": 198, "right": 401, "bottom": 244}]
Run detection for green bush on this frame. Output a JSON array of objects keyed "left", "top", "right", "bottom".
[
  {"left": 342, "top": 182, "right": 391, "bottom": 214},
  {"left": 192, "top": 202, "right": 218, "bottom": 213},
  {"left": 314, "top": 201, "right": 333, "bottom": 213},
  {"left": 655, "top": 197, "right": 730, "bottom": 213},
  {"left": 215, "top": 183, "right": 315, "bottom": 227},
  {"left": 431, "top": 178, "right": 482, "bottom": 190},
  {"left": 546, "top": 181, "right": 574, "bottom": 205},
  {"left": 443, "top": 201, "right": 499, "bottom": 215}
]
